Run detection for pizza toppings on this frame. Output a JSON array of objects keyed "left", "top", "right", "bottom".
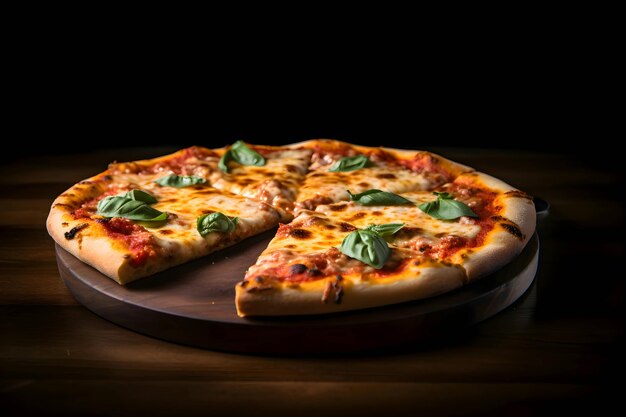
[
  {"left": 98, "top": 218, "right": 157, "bottom": 267},
  {"left": 122, "top": 189, "right": 158, "bottom": 204},
  {"left": 197, "top": 212, "right": 238, "bottom": 237},
  {"left": 219, "top": 140, "right": 266, "bottom": 173},
  {"left": 155, "top": 175, "right": 207, "bottom": 188},
  {"left": 328, "top": 155, "right": 373, "bottom": 172},
  {"left": 363, "top": 223, "right": 405, "bottom": 236},
  {"left": 418, "top": 192, "right": 477, "bottom": 220},
  {"left": 96, "top": 196, "right": 168, "bottom": 222},
  {"left": 348, "top": 189, "right": 412, "bottom": 206},
  {"left": 338, "top": 223, "right": 405, "bottom": 269}
]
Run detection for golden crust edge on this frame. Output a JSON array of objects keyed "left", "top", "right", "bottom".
[
  {"left": 451, "top": 171, "right": 536, "bottom": 281},
  {"left": 47, "top": 206, "right": 131, "bottom": 284},
  {"left": 235, "top": 262, "right": 466, "bottom": 317}
]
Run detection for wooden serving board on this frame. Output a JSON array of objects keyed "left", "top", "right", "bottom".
[{"left": 56, "top": 233, "right": 539, "bottom": 354}]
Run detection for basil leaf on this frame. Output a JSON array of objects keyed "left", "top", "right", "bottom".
[
  {"left": 218, "top": 151, "right": 233, "bottom": 173},
  {"left": 97, "top": 196, "right": 167, "bottom": 222},
  {"left": 348, "top": 189, "right": 412, "bottom": 206},
  {"left": 231, "top": 140, "right": 265, "bottom": 166},
  {"left": 197, "top": 212, "right": 238, "bottom": 237},
  {"left": 418, "top": 192, "right": 478, "bottom": 220},
  {"left": 364, "top": 223, "right": 405, "bottom": 237},
  {"left": 339, "top": 230, "right": 390, "bottom": 269},
  {"left": 122, "top": 189, "right": 157, "bottom": 204},
  {"left": 328, "top": 155, "right": 373, "bottom": 172},
  {"left": 219, "top": 140, "right": 266, "bottom": 173},
  {"left": 155, "top": 175, "right": 206, "bottom": 188}
]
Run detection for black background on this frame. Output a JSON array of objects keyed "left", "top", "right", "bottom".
[
  {"left": 9, "top": 28, "right": 609, "bottom": 160},
  {"left": 11, "top": 58, "right": 602, "bottom": 158},
  {"left": 18, "top": 91, "right": 593, "bottom": 157}
]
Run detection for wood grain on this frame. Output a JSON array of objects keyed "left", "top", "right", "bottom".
[
  {"left": 55, "top": 234, "right": 537, "bottom": 354},
  {"left": 1, "top": 147, "right": 624, "bottom": 416}
]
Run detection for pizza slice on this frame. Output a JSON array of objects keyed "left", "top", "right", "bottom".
[
  {"left": 234, "top": 209, "right": 469, "bottom": 316},
  {"left": 47, "top": 147, "right": 281, "bottom": 285},
  {"left": 209, "top": 142, "right": 312, "bottom": 221},
  {"left": 235, "top": 173, "right": 535, "bottom": 317},
  {"left": 292, "top": 139, "right": 472, "bottom": 211}
]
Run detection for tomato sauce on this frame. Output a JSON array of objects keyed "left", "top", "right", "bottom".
[{"left": 98, "top": 218, "right": 156, "bottom": 267}]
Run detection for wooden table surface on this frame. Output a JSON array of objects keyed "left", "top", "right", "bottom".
[{"left": 1, "top": 147, "right": 624, "bottom": 416}]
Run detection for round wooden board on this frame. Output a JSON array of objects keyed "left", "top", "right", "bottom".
[{"left": 56, "top": 233, "right": 539, "bottom": 354}]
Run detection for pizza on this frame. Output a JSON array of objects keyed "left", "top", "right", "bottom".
[{"left": 47, "top": 139, "right": 536, "bottom": 316}]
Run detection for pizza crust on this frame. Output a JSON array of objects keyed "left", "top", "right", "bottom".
[
  {"left": 450, "top": 172, "right": 536, "bottom": 281},
  {"left": 46, "top": 175, "right": 137, "bottom": 284},
  {"left": 236, "top": 260, "right": 467, "bottom": 316}
]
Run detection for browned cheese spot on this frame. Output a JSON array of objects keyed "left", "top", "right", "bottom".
[
  {"left": 371, "top": 210, "right": 383, "bottom": 216},
  {"left": 349, "top": 212, "right": 367, "bottom": 221},
  {"left": 159, "top": 229, "right": 174, "bottom": 235},
  {"left": 340, "top": 222, "right": 357, "bottom": 232},
  {"left": 358, "top": 182, "right": 370, "bottom": 188},
  {"left": 290, "top": 228, "right": 313, "bottom": 239},
  {"left": 289, "top": 264, "right": 308, "bottom": 274},
  {"left": 328, "top": 203, "right": 348, "bottom": 212},
  {"left": 377, "top": 173, "right": 396, "bottom": 179},
  {"left": 324, "top": 224, "right": 336, "bottom": 230},
  {"left": 284, "top": 164, "right": 297, "bottom": 173}
]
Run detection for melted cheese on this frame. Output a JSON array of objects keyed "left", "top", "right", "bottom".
[
  {"left": 295, "top": 161, "right": 432, "bottom": 210},
  {"left": 244, "top": 211, "right": 359, "bottom": 280},
  {"left": 315, "top": 191, "right": 481, "bottom": 245},
  {"left": 246, "top": 190, "right": 483, "bottom": 282},
  {"left": 102, "top": 172, "right": 280, "bottom": 257},
  {"left": 210, "top": 149, "right": 312, "bottom": 219}
]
